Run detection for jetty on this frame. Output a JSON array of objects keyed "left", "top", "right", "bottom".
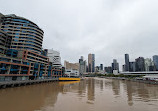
[{"left": 0, "top": 78, "right": 58, "bottom": 89}]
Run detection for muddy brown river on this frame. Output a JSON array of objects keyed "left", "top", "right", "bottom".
[{"left": 0, "top": 78, "right": 158, "bottom": 111}]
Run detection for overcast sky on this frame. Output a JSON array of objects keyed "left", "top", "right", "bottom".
[{"left": 1, "top": 0, "right": 158, "bottom": 69}]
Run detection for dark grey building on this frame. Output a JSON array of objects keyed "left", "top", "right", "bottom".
[
  {"left": 79, "top": 56, "right": 86, "bottom": 76},
  {"left": 125, "top": 54, "right": 129, "bottom": 71},
  {"left": 112, "top": 59, "right": 119, "bottom": 72},
  {"left": 100, "top": 64, "right": 103, "bottom": 70},
  {"left": 104, "top": 66, "right": 112, "bottom": 73},
  {"left": 129, "top": 62, "right": 136, "bottom": 72},
  {"left": 153, "top": 55, "right": 158, "bottom": 71},
  {"left": 135, "top": 57, "right": 145, "bottom": 72}
]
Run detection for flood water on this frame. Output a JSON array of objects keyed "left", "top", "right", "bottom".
[{"left": 0, "top": 78, "right": 158, "bottom": 111}]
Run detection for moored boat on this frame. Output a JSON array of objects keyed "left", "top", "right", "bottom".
[{"left": 59, "top": 77, "right": 80, "bottom": 81}]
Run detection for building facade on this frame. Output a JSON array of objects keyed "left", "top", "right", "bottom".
[
  {"left": 112, "top": 59, "right": 119, "bottom": 73},
  {"left": 100, "top": 64, "right": 103, "bottom": 71},
  {"left": 135, "top": 57, "right": 145, "bottom": 72},
  {"left": 129, "top": 62, "right": 136, "bottom": 72},
  {"left": 64, "top": 61, "right": 79, "bottom": 77},
  {"left": 47, "top": 49, "right": 62, "bottom": 68},
  {"left": 153, "top": 55, "right": 158, "bottom": 71},
  {"left": 0, "top": 14, "right": 44, "bottom": 53},
  {"left": 88, "top": 54, "right": 95, "bottom": 73},
  {"left": 79, "top": 56, "right": 86, "bottom": 76},
  {"left": 0, "top": 30, "right": 12, "bottom": 54},
  {"left": 104, "top": 66, "right": 112, "bottom": 74},
  {"left": 0, "top": 13, "right": 62, "bottom": 81},
  {"left": 125, "top": 54, "right": 129, "bottom": 71}
]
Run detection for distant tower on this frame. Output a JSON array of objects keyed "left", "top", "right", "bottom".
[
  {"left": 79, "top": 56, "right": 86, "bottom": 76},
  {"left": 88, "top": 54, "right": 95, "bottom": 73},
  {"left": 125, "top": 54, "right": 129, "bottom": 71},
  {"left": 112, "top": 59, "right": 119, "bottom": 72},
  {"left": 135, "top": 57, "right": 145, "bottom": 71},
  {"left": 153, "top": 55, "right": 158, "bottom": 71},
  {"left": 100, "top": 64, "right": 103, "bottom": 70}
]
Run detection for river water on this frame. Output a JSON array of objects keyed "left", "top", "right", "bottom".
[{"left": 0, "top": 78, "right": 158, "bottom": 111}]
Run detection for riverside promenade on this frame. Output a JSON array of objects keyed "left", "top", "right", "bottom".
[
  {"left": 106, "top": 77, "right": 158, "bottom": 85},
  {"left": 0, "top": 78, "right": 59, "bottom": 89}
]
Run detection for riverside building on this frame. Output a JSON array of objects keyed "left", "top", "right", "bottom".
[
  {"left": 47, "top": 49, "right": 62, "bottom": 68},
  {"left": 0, "top": 13, "right": 43, "bottom": 53},
  {"left": 64, "top": 61, "right": 79, "bottom": 77},
  {"left": 0, "top": 13, "right": 62, "bottom": 81}
]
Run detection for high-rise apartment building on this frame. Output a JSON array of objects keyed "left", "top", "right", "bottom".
[
  {"left": 0, "top": 14, "right": 44, "bottom": 53},
  {"left": 88, "top": 54, "right": 95, "bottom": 73},
  {"left": 0, "top": 13, "right": 62, "bottom": 81},
  {"left": 125, "top": 54, "right": 129, "bottom": 71}
]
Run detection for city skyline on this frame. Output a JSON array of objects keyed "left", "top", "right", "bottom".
[{"left": 1, "top": 0, "right": 158, "bottom": 67}]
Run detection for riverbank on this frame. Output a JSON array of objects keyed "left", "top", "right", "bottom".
[
  {"left": 106, "top": 77, "right": 158, "bottom": 85},
  {"left": 0, "top": 78, "right": 58, "bottom": 89}
]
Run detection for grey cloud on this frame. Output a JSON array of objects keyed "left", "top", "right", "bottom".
[{"left": 1, "top": 0, "right": 158, "bottom": 70}]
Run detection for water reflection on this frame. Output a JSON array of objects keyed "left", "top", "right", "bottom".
[{"left": 0, "top": 78, "right": 158, "bottom": 111}]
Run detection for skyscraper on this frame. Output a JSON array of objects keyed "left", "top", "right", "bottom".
[
  {"left": 100, "top": 64, "right": 103, "bottom": 70},
  {"left": 79, "top": 56, "right": 86, "bottom": 76},
  {"left": 88, "top": 54, "right": 95, "bottom": 73},
  {"left": 135, "top": 57, "right": 145, "bottom": 71},
  {"left": 129, "top": 62, "right": 136, "bottom": 72},
  {"left": 153, "top": 55, "right": 158, "bottom": 71},
  {"left": 125, "top": 54, "right": 129, "bottom": 71},
  {"left": 112, "top": 59, "right": 119, "bottom": 72}
]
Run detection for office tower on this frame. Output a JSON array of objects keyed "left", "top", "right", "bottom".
[
  {"left": 100, "top": 64, "right": 103, "bottom": 70},
  {"left": 153, "top": 55, "right": 158, "bottom": 71},
  {"left": 79, "top": 56, "right": 86, "bottom": 76},
  {"left": 47, "top": 49, "right": 62, "bottom": 68},
  {"left": 135, "top": 57, "right": 145, "bottom": 71},
  {"left": 112, "top": 59, "right": 119, "bottom": 72},
  {"left": 129, "top": 62, "right": 136, "bottom": 72},
  {"left": 0, "top": 14, "right": 44, "bottom": 53},
  {"left": 88, "top": 54, "right": 95, "bottom": 73},
  {"left": 125, "top": 54, "right": 129, "bottom": 71}
]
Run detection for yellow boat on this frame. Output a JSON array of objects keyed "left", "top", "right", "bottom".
[
  {"left": 59, "top": 81, "right": 79, "bottom": 85},
  {"left": 59, "top": 77, "right": 80, "bottom": 81}
]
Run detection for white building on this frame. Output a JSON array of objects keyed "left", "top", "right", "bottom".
[
  {"left": 47, "top": 49, "right": 62, "bottom": 68},
  {"left": 65, "top": 69, "right": 79, "bottom": 77},
  {"left": 64, "top": 61, "right": 79, "bottom": 77}
]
